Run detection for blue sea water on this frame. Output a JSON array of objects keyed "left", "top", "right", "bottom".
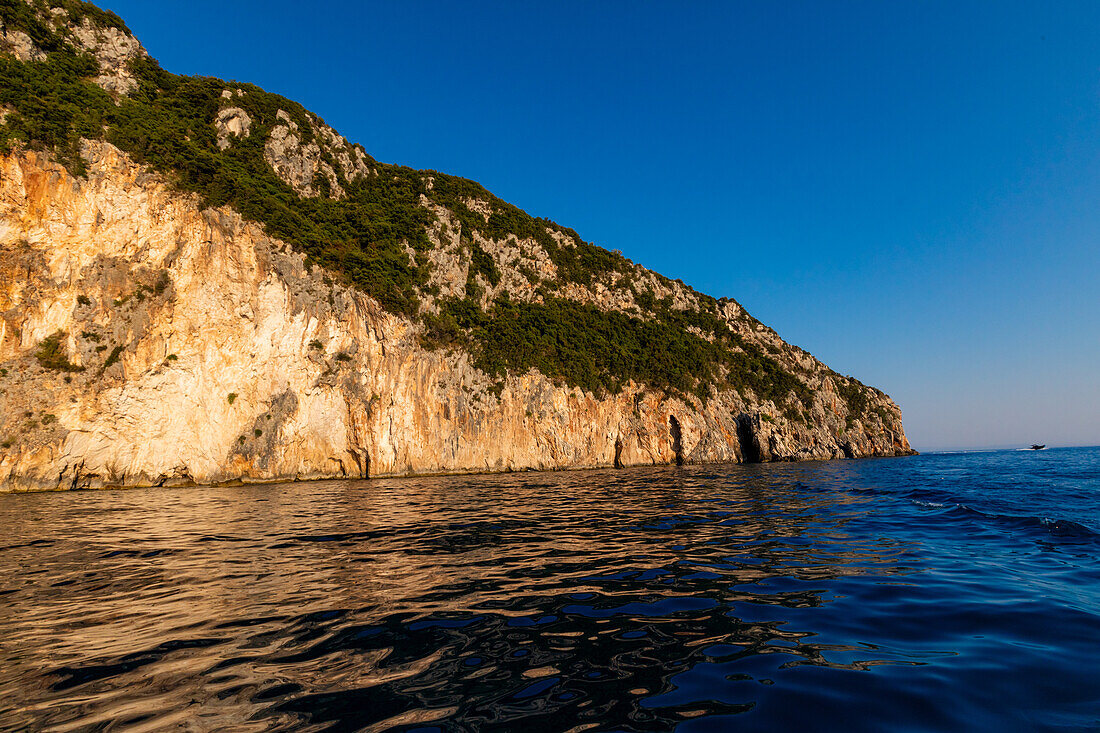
[{"left": 1, "top": 447, "right": 1099, "bottom": 731}]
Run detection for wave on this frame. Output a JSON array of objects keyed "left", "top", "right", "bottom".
[{"left": 903, "top": 492, "right": 1100, "bottom": 541}]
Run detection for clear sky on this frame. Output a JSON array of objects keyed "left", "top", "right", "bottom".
[{"left": 100, "top": 0, "right": 1100, "bottom": 452}]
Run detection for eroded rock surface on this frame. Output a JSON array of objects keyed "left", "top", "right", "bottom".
[
  {"left": 215, "top": 107, "right": 251, "bottom": 150},
  {"left": 262, "top": 109, "right": 372, "bottom": 199},
  {"left": 68, "top": 16, "right": 145, "bottom": 94}
]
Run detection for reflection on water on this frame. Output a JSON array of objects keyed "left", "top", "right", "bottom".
[{"left": 2, "top": 456, "right": 1099, "bottom": 731}]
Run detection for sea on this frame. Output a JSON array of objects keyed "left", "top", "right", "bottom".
[{"left": 2, "top": 447, "right": 1098, "bottom": 732}]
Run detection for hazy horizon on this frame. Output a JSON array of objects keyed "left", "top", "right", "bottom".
[
  {"left": 101, "top": 0, "right": 1100, "bottom": 452},
  {"left": 919, "top": 443, "right": 1099, "bottom": 454}
]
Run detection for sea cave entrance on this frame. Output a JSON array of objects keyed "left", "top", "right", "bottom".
[
  {"left": 669, "top": 416, "right": 684, "bottom": 466},
  {"left": 736, "top": 414, "right": 762, "bottom": 464}
]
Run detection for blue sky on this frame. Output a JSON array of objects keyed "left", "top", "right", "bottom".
[{"left": 101, "top": 1, "right": 1100, "bottom": 451}]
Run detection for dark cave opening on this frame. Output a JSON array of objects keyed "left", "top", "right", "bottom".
[
  {"left": 669, "top": 416, "right": 684, "bottom": 466},
  {"left": 736, "top": 414, "right": 762, "bottom": 464}
]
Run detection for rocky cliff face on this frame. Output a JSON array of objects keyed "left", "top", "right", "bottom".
[
  {"left": 0, "top": 144, "right": 911, "bottom": 491},
  {"left": 0, "top": 1, "right": 912, "bottom": 492}
]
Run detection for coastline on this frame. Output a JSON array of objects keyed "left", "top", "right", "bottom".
[{"left": 0, "top": 449, "right": 918, "bottom": 495}]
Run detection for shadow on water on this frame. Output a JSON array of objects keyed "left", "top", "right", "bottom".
[{"left": 2, "top": 452, "right": 1100, "bottom": 731}]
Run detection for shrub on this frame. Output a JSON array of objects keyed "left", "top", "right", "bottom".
[
  {"left": 469, "top": 243, "right": 501, "bottom": 287},
  {"left": 36, "top": 331, "right": 84, "bottom": 372},
  {"left": 308, "top": 339, "right": 323, "bottom": 350},
  {"left": 102, "top": 344, "right": 124, "bottom": 370},
  {"left": 254, "top": 428, "right": 262, "bottom": 438},
  {"left": 166, "top": 353, "right": 178, "bottom": 361},
  {"left": 418, "top": 309, "right": 464, "bottom": 348},
  {"left": 227, "top": 392, "right": 237, "bottom": 405},
  {"left": 76, "top": 294, "right": 92, "bottom": 306}
]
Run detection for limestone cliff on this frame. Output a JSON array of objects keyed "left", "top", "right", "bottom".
[{"left": 0, "top": 1, "right": 913, "bottom": 491}]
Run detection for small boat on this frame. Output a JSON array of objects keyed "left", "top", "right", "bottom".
[{"left": 1030, "top": 444, "right": 1046, "bottom": 450}]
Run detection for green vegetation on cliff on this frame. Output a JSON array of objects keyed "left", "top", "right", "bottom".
[
  {"left": 0, "top": 0, "right": 880, "bottom": 415},
  {"left": 0, "top": 23, "right": 631, "bottom": 317},
  {"left": 35, "top": 331, "right": 83, "bottom": 372},
  {"left": 422, "top": 295, "right": 815, "bottom": 403}
]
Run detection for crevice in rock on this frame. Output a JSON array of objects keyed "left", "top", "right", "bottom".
[
  {"left": 736, "top": 413, "right": 762, "bottom": 464},
  {"left": 330, "top": 457, "right": 347, "bottom": 477},
  {"left": 347, "top": 447, "right": 370, "bottom": 479},
  {"left": 669, "top": 415, "right": 684, "bottom": 466},
  {"left": 614, "top": 437, "right": 623, "bottom": 469}
]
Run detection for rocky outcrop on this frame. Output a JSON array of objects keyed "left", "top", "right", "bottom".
[
  {"left": 215, "top": 107, "right": 251, "bottom": 150},
  {"left": 0, "top": 3, "right": 146, "bottom": 94},
  {"left": 67, "top": 16, "right": 145, "bottom": 94},
  {"left": 262, "top": 109, "right": 372, "bottom": 199},
  {"left": 0, "top": 144, "right": 912, "bottom": 492},
  {"left": 0, "top": 26, "right": 44, "bottom": 62}
]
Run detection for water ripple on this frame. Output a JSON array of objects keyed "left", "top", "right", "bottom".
[{"left": 2, "top": 450, "right": 1100, "bottom": 731}]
